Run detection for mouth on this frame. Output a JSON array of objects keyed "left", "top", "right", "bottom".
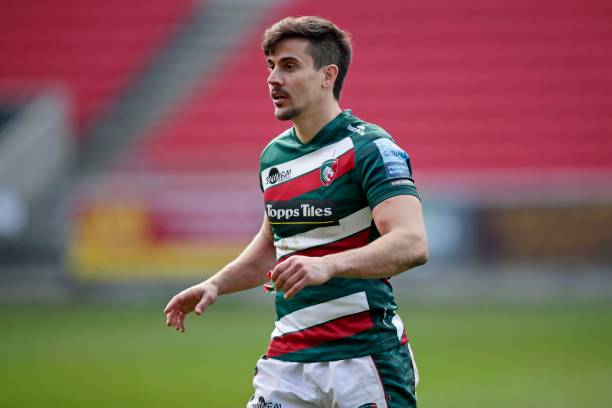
[{"left": 271, "top": 89, "right": 289, "bottom": 105}]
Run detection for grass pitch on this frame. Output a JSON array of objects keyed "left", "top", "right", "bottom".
[{"left": 0, "top": 299, "right": 611, "bottom": 407}]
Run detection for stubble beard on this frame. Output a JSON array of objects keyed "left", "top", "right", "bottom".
[{"left": 275, "top": 106, "right": 302, "bottom": 121}]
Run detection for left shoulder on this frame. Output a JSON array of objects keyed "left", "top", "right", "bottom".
[
  {"left": 343, "top": 115, "right": 396, "bottom": 147},
  {"left": 343, "top": 119, "right": 409, "bottom": 162}
]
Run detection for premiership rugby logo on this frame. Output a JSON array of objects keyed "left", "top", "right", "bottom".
[{"left": 320, "top": 159, "right": 338, "bottom": 186}]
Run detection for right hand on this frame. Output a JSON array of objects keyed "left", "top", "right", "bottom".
[{"left": 164, "top": 281, "right": 218, "bottom": 333}]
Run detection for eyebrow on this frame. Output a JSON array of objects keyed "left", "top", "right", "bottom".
[{"left": 267, "top": 56, "right": 301, "bottom": 65}]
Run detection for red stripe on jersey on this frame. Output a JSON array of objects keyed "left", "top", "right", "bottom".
[
  {"left": 266, "top": 310, "right": 374, "bottom": 358},
  {"left": 264, "top": 149, "right": 355, "bottom": 201},
  {"left": 277, "top": 228, "right": 371, "bottom": 263},
  {"left": 401, "top": 332, "right": 409, "bottom": 344}
]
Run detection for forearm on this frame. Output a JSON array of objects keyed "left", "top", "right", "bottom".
[
  {"left": 325, "top": 228, "right": 428, "bottom": 279},
  {"left": 165, "top": 216, "right": 276, "bottom": 331},
  {"left": 207, "top": 230, "right": 276, "bottom": 295},
  {"left": 270, "top": 196, "right": 428, "bottom": 299}
]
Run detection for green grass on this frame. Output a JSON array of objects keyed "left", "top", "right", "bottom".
[{"left": 1, "top": 300, "right": 611, "bottom": 407}]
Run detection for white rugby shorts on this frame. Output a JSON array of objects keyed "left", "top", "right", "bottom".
[{"left": 246, "top": 344, "right": 419, "bottom": 408}]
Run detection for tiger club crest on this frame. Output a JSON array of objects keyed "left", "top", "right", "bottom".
[{"left": 320, "top": 158, "right": 338, "bottom": 186}]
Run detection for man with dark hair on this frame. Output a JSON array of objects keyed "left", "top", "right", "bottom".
[
  {"left": 165, "top": 16, "right": 428, "bottom": 407},
  {"left": 262, "top": 16, "right": 352, "bottom": 101}
]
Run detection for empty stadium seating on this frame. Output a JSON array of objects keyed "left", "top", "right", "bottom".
[
  {"left": 0, "top": 0, "right": 194, "bottom": 136},
  {"left": 129, "top": 0, "right": 612, "bottom": 179}
]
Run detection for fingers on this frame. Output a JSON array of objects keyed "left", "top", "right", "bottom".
[
  {"left": 270, "top": 257, "right": 292, "bottom": 281},
  {"left": 272, "top": 258, "right": 301, "bottom": 292},
  {"left": 271, "top": 256, "right": 333, "bottom": 298},
  {"left": 176, "top": 310, "right": 185, "bottom": 333},
  {"left": 280, "top": 270, "right": 303, "bottom": 296},
  {"left": 172, "top": 308, "right": 181, "bottom": 330},
  {"left": 284, "top": 277, "right": 306, "bottom": 299},
  {"left": 165, "top": 307, "right": 186, "bottom": 332},
  {"left": 164, "top": 296, "right": 179, "bottom": 314},
  {"left": 166, "top": 308, "right": 177, "bottom": 329},
  {"left": 165, "top": 288, "right": 214, "bottom": 332},
  {"left": 164, "top": 295, "right": 184, "bottom": 331}
]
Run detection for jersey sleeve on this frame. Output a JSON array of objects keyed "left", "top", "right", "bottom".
[{"left": 354, "top": 135, "right": 419, "bottom": 208}]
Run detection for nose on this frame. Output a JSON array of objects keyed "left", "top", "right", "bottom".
[{"left": 267, "top": 67, "right": 282, "bottom": 86}]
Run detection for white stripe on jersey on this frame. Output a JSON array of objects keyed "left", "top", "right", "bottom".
[
  {"left": 275, "top": 207, "right": 373, "bottom": 259},
  {"left": 261, "top": 137, "right": 354, "bottom": 191},
  {"left": 392, "top": 312, "right": 418, "bottom": 386},
  {"left": 271, "top": 291, "right": 370, "bottom": 338},
  {"left": 407, "top": 343, "right": 420, "bottom": 387},
  {"left": 391, "top": 313, "right": 404, "bottom": 340}
]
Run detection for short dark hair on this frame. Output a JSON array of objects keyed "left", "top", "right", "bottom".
[{"left": 262, "top": 16, "right": 352, "bottom": 100}]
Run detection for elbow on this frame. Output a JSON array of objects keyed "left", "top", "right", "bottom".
[
  {"left": 390, "top": 229, "right": 429, "bottom": 273},
  {"left": 407, "top": 234, "right": 429, "bottom": 269},
  {"left": 413, "top": 244, "right": 429, "bottom": 267}
]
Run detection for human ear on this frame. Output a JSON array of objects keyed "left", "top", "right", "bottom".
[{"left": 322, "top": 65, "right": 339, "bottom": 89}]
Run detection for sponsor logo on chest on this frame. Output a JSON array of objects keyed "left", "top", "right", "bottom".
[
  {"left": 266, "top": 200, "right": 338, "bottom": 225},
  {"left": 266, "top": 167, "right": 292, "bottom": 185}
]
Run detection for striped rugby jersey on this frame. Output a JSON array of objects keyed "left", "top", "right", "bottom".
[{"left": 260, "top": 110, "right": 419, "bottom": 362}]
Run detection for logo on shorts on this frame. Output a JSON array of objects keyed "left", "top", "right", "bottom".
[
  {"left": 251, "top": 396, "right": 282, "bottom": 408},
  {"left": 320, "top": 158, "right": 338, "bottom": 186}
]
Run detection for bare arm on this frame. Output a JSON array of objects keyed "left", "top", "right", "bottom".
[
  {"left": 208, "top": 215, "right": 276, "bottom": 295},
  {"left": 271, "top": 195, "right": 428, "bottom": 298},
  {"left": 328, "top": 194, "right": 428, "bottom": 278},
  {"left": 165, "top": 214, "right": 276, "bottom": 332}
]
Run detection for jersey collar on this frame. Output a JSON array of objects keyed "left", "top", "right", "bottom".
[{"left": 291, "top": 110, "right": 354, "bottom": 146}]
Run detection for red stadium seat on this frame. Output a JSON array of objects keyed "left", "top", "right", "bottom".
[
  {"left": 0, "top": 0, "right": 194, "bottom": 137},
  {"left": 126, "top": 0, "right": 612, "bottom": 182}
]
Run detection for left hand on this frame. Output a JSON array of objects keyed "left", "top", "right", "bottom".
[{"left": 270, "top": 255, "right": 336, "bottom": 299}]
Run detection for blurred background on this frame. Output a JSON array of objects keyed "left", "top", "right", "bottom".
[{"left": 0, "top": 0, "right": 611, "bottom": 406}]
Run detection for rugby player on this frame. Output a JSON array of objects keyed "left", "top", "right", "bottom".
[{"left": 165, "top": 16, "right": 429, "bottom": 407}]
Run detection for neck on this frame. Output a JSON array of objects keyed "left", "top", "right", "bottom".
[{"left": 293, "top": 98, "right": 342, "bottom": 144}]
